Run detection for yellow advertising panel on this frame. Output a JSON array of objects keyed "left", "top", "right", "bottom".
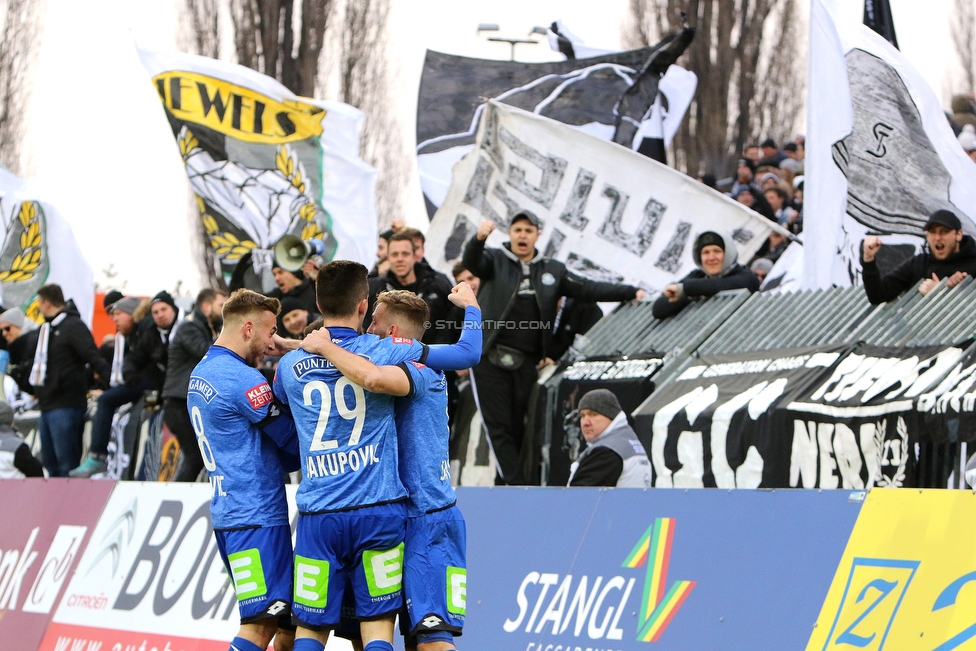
[{"left": 807, "top": 489, "right": 976, "bottom": 651}]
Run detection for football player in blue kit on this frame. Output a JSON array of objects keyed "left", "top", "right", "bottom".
[
  {"left": 275, "top": 261, "right": 481, "bottom": 651},
  {"left": 186, "top": 289, "right": 303, "bottom": 651},
  {"left": 302, "top": 284, "right": 481, "bottom": 651}
]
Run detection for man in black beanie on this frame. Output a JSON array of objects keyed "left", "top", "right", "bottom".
[{"left": 567, "top": 389, "right": 651, "bottom": 488}]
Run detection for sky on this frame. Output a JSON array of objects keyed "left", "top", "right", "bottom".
[{"left": 19, "top": 0, "right": 962, "bottom": 297}]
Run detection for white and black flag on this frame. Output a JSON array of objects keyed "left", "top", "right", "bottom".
[
  {"left": 805, "top": 0, "right": 976, "bottom": 288},
  {"left": 416, "top": 44, "right": 696, "bottom": 217}
]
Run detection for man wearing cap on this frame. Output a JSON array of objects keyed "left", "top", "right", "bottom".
[
  {"left": 0, "top": 308, "right": 30, "bottom": 368},
  {"left": 162, "top": 289, "right": 227, "bottom": 482},
  {"left": 70, "top": 295, "right": 153, "bottom": 477},
  {"left": 0, "top": 402, "right": 42, "bottom": 478},
  {"left": 270, "top": 264, "right": 317, "bottom": 316},
  {"left": 568, "top": 389, "right": 651, "bottom": 488},
  {"left": 463, "top": 213, "right": 645, "bottom": 485},
  {"left": 279, "top": 297, "right": 311, "bottom": 340},
  {"left": 758, "top": 138, "right": 787, "bottom": 168},
  {"left": 861, "top": 209, "right": 976, "bottom": 304},
  {"left": 654, "top": 230, "right": 760, "bottom": 319}
]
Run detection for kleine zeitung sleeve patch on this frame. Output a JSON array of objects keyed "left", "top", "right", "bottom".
[
  {"left": 246, "top": 383, "right": 274, "bottom": 409},
  {"left": 392, "top": 337, "right": 414, "bottom": 344}
]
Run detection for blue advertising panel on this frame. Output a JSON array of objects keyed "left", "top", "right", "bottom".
[{"left": 455, "top": 487, "right": 862, "bottom": 650}]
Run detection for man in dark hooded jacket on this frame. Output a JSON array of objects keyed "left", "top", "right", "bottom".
[
  {"left": 861, "top": 209, "right": 976, "bottom": 304},
  {"left": 653, "top": 231, "right": 760, "bottom": 319}
]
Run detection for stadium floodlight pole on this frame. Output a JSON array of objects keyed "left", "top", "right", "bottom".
[{"left": 486, "top": 36, "right": 538, "bottom": 61}]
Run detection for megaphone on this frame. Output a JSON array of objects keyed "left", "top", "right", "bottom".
[{"left": 273, "top": 235, "right": 326, "bottom": 272}]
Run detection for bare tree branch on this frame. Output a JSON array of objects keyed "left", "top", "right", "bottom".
[
  {"left": 624, "top": 0, "right": 804, "bottom": 177},
  {"left": 0, "top": 0, "right": 38, "bottom": 175},
  {"left": 952, "top": 0, "right": 976, "bottom": 94}
]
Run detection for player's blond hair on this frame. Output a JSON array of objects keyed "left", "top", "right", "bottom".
[
  {"left": 222, "top": 289, "right": 280, "bottom": 324},
  {"left": 375, "top": 290, "right": 429, "bottom": 338}
]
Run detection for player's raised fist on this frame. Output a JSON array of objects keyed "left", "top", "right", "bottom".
[
  {"left": 449, "top": 282, "right": 479, "bottom": 309},
  {"left": 862, "top": 236, "right": 882, "bottom": 262},
  {"left": 476, "top": 219, "right": 496, "bottom": 241}
]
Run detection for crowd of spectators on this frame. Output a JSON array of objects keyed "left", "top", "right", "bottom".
[{"left": 7, "top": 95, "right": 976, "bottom": 485}]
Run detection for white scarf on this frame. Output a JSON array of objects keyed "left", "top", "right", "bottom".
[
  {"left": 29, "top": 312, "right": 67, "bottom": 387},
  {"left": 110, "top": 333, "right": 125, "bottom": 387}
]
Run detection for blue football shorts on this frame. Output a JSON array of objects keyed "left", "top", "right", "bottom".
[
  {"left": 292, "top": 501, "right": 407, "bottom": 630},
  {"left": 214, "top": 524, "right": 294, "bottom": 625},
  {"left": 401, "top": 505, "right": 466, "bottom": 639}
]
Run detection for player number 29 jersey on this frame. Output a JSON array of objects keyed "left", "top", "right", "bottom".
[{"left": 274, "top": 327, "right": 425, "bottom": 514}]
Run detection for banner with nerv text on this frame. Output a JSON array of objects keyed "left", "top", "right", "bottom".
[{"left": 139, "top": 48, "right": 379, "bottom": 279}]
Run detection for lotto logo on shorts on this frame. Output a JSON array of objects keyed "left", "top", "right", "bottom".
[
  {"left": 294, "top": 555, "right": 330, "bottom": 609},
  {"left": 447, "top": 567, "right": 466, "bottom": 616},
  {"left": 409, "top": 360, "right": 426, "bottom": 369},
  {"left": 363, "top": 544, "right": 404, "bottom": 598},
  {"left": 228, "top": 548, "right": 268, "bottom": 601},
  {"left": 246, "top": 383, "right": 274, "bottom": 409}
]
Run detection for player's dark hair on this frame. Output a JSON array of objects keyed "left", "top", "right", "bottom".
[
  {"left": 374, "top": 290, "right": 429, "bottom": 336},
  {"left": 388, "top": 231, "right": 416, "bottom": 251},
  {"left": 222, "top": 289, "right": 280, "bottom": 323},
  {"left": 37, "top": 284, "right": 65, "bottom": 307},
  {"left": 195, "top": 288, "right": 224, "bottom": 309},
  {"left": 316, "top": 260, "right": 369, "bottom": 317},
  {"left": 302, "top": 316, "right": 324, "bottom": 337}
]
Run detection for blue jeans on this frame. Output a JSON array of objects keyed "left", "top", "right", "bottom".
[
  {"left": 39, "top": 406, "right": 87, "bottom": 477},
  {"left": 89, "top": 385, "right": 145, "bottom": 456}
]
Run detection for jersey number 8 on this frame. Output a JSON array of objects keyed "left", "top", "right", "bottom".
[
  {"left": 304, "top": 378, "right": 366, "bottom": 451},
  {"left": 190, "top": 405, "right": 218, "bottom": 472}
]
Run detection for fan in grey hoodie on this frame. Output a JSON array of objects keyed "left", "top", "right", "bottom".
[{"left": 652, "top": 230, "right": 760, "bottom": 319}]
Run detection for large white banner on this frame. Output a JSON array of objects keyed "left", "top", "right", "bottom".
[
  {"left": 0, "top": 168, "right": 94, "bottom": 325},
  {"left": 139, "top": 49, "right": 378, "bottom": 276},
  {"left": 426, "top": 101, "right": 783, "bottom": 290},
  {"left": 805, "top": 0, "right": 976, "bottom": 289}
]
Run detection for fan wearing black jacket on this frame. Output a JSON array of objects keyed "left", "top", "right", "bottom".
[
  {"left": 861, "top": 209, "right": 976, "bottom": 305},
  {"left": 24, "top": 285, "right": 110, "bottom": 477},
  {"left": 463, "top": 213, "right": 645, "bottom": 485},
  {"left": 366, "top": 231, "right": 455, "bottom": 344},
  {"left": 652, "top": 230, "right": 760, "bottom": 320},
  {"left": 162, "top": 289, "right": 226, "bottom": 482}
]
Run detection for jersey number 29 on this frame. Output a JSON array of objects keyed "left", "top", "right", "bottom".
[{"left": 304, "top": 378, "right": 366, "bottom": 451}]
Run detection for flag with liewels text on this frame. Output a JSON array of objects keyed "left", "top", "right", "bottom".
[
  {"left": 804, "top": 0, "right": 976, "bottom": 289},
  {"left": 138, "top": 49, "right": 378, "bottom": 278},
  {"left": 425, "top": 100, "right": 788, "bottom": 291},
  {"left": 0, "top": 168, "right": 94, "bottom": 326}
]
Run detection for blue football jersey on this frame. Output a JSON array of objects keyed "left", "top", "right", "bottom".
[
  {"left": 187, "top": 345, "right": 291, "bottom": 529},
  {"left": 396, "top": 361, "right": 454, "bottom": 517},
  {"left": 274, "top": 327, "right": 425, "bottom": 514}
]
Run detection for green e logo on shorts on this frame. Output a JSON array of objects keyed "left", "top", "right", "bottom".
[
  {"left": 227, "top": 548, "right": 267, "bottom": 600},
  {"left": 447, "top": 567, "right": 466, "bottom": 615},
  {"left": 294, "top": 555, "right": 330, "bottom": 609},
  {"left": 363, "top": 543, "right": 404, "bottom": 597}
]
